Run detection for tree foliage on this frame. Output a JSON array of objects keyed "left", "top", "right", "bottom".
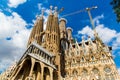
[{"left": 110, "top": 0, "right": 120, "bottom": 22}]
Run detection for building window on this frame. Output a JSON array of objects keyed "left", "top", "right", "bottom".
[
  {"left": 72, "top": 69, "right": 78, "bottom": 75},
  {"left": 81, "top": 57, "right": 84, "bottom": 62},
  {"left": 91, "top": 56, "right": 94, "bottom": 60},
  {"left": 102, "top": 54, "right": 105, "bottom": 58},
  {"left": 77, "top": 51, "right": 79, "bottom": 55},
  {"left": 82, "top": 69, "right": 88, "bottom": 76}
]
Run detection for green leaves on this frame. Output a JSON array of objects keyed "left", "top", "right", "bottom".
[{"left": 111, "top": 0, "right": 120, "bottom": 22}]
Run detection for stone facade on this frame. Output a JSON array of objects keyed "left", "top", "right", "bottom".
[{"left": 0, "top": 6, "right": 120, "bottom": 80}]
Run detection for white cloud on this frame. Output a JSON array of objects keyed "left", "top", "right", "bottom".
[
  {"left": 78, "top": 14, "right": 117, "bottom": 43},
  {"left": 0, "top": 11, "right": 31, "bottom": 72},
  {"left": 112, "top": 33, "right": 120, "bottom": 50},
  {"left": 0, "top": 9, "right": 2, "bottom": 12},
  {"left": 96, "top": 24, "right": 117, "bottom": 43},
  {"left": 93, "top": 14, "right": 104, "bottom": 25},
  {"left": 0, "top": 12, "right": 27, "bottom": 39},
  {"left": 8, "top": 0, "right": 27, "bottom": 8},
  {"left": 38, "top": 3, "right": 42, "bottom": 10},
  {"left": 78, "top": 24, "right": 117, "bottom": 43},
  {"left": 78, "top": 25, "right": 94, "bottom": 37}
]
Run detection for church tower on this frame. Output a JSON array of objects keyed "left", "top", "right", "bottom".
[
  {"left": 43, "top": 6, "right": 60, "bottom": 53},
  {"left": 27, "top": 12, "right": 44, "bottom": 46}
]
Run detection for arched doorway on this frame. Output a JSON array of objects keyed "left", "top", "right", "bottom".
[{"left": 43, "top": 67, "right": 50, "bottom": 80}]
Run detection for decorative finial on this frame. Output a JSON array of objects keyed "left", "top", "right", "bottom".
[
  {"left": 88, "top": 36, "right": 91, "bottom": 38},
  {"left": 34, "top": 15, "right": 40, "bottom": 25},
  {"left": 54, "top": 6, "right": 58, "bottom": 12},
  {"left": 54, "top": 6, "right": 58, "bottom": 17},
  {"left": 49, "top": 5, "right": 53, "bottom": 15},
  {"left": 40, "top": 9, "right": 44, "bottom": 20},
  {"left": 41, "top": 9, "right": 44, "bottom": 16},
  {"left": 36, "top": 15, "right": 39, "bottom": 19},
  {"left": 88, "top": 36, "right": 91, "bottom": 40},
  {"left": 75, "top": 38, "right": 77, "bottom": 43},
  {"left": 82, "top": 36, "right": 84, "bottom": 40},
  {"left": 50, "top": 5, "right": 53, "bottom": 10}
]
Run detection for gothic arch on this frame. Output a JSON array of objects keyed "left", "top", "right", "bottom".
[
  {"left": 82, "top": 68, "right": 88, "bottom": 75},
  {"left": 72, "top": 69, "right": 78, "bottom": 76},
  {"left": 81, "top": 57, "right": 85, "bottom": 62},
  {"left": 91, "top": 56, "right": 95, "bottom": 60},
  {"left": 80, "top": 68, "right": 88, "bottom": 80},
  {"left": 92, "top": 68, "right": 99, "bottom": 74},
  {"left": 90, "top": 68, "right": 101, "bottom": 80},
  {"left": 102, "top": 53, "right": 105, "bottom": 58}
]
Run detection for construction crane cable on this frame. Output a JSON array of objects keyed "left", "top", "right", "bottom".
[{"left": 61, "top": 9, "right": 86, "bottom": 17}]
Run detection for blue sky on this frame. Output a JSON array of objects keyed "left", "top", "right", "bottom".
[{"left": 0, "top": 0, "right": 120, "bottom": 74}]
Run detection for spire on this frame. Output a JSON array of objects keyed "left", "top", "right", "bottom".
[
  {"left": 81, "top": 36, "right": 85, "bottom": 48},
  {"left": 81, "top": 36, "right": 87, "bottom": 55},
  {"left": 40, "top": 9, "right": 44, "bottom": 19},
  {"left": 54, "top": 6, "right": 58, "bottom": 17},
  {"left": 45, "top": 6, "right": 53, "bottom": 31},
  {"left": 75, "top": 39, "right": 79, "bottom": 49},
  {"left": 27, "top": 10, "right": 44, "bottom": 47},
  {"left": 94, "top": 32, "right": 103, "bottom": 44},
  {"left": 50, "top": 6, "right": 60, "bottom": 52},
  {"left": 44, "top": 6, "right": 60, "bottom": 52},
  {"left": 49, "top": 5, "right": 53, "bottom": 15},
  {"left": 44, "top": 6, "right": 54, "bottom": 50},
  {"left": 88, "top": 36, "right": 93, "bottom": 45}
]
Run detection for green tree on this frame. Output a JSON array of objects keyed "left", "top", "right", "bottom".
[{"left": 110, "top": 0, "right": 120, "bottom": 22}]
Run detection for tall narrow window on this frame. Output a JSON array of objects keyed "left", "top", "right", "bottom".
[
  {"left": 77, "top": 51, "right": 79, "bottom": 55},
  {"left": 82, "top": 57, "right": 84, "bottom": 62},
  {"left": 91, "top": 56, "right": 94, "bottom": 60},
  {"left": 102, "top": 54, "right": 105, "bottom": 58}
]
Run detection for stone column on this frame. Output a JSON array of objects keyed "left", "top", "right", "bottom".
[
  {"left": 10, "top": 59, "right": 26, "bottom": 79},
  {"left": 40, "top": 62, "right": 44, "bottom": 80},
  {"left": 29, "top": 57, "right": 35, "bottom": 77},
  {"left": 49, "top": 67, "right": 53, "bottom": 80},
  {"left": 36, "top": 71, "right": 41, "bottom": 80},
  {"left": 11, "top": 65, "right": 23, "bottom": 80}
]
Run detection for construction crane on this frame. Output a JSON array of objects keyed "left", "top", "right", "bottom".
[
  {"left": 61, "top": 6, "right": 103, "bottom": 44},
  {"left": 61, "top": 6, "right": 98, "bottom": 30}
]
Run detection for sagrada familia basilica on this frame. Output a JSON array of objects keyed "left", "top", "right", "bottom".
[{"left": 0, "top": 6, "right": 120, "bottom": 80}]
